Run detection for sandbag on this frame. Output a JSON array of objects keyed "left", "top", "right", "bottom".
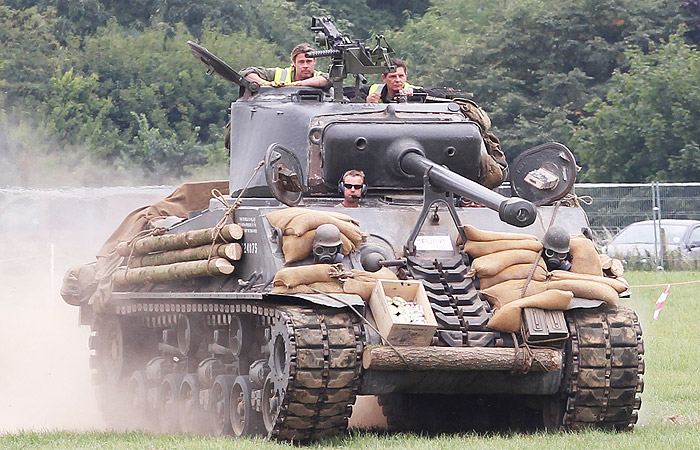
[
  {"left": 272, "top": 264, "right": 342, "bottom": 288},
  {"left": 569, "top": 235, "right": 603, "bottom": 276},
  {"left": 60, "top": 262, "right": 97, "bottom": 306},
  {"left": 350, "top": 267, "right": 398, "bottom": 282},
  {"left": 478, "top": 262, "right": 547, "bottom": 290},
  {"left": 282, "top": 230, "right": 355, "bottom": 264},
  {"left": 462, "top": 224, "right": 538, "bottom": 243},
  {"left": 342, "top": 279, "right": 376, "bottom": 302},
  {"left": 480, "top": 279, "right": 547, "bottom": 308},
  {"left": 271, "top": 281, "right": 344, "bottom": 295},
  {"left": 547, "top": 279, "right": 618, "bottom": 306},
  {"left": 285, "top": 214, "right": 363, "bottom": 244},
  {"left": 549, "top": 270, "right": 629, "bottom": 294},
  {"left": 486, "top": 290, "right": 574, "bottom": 333},
  {"left": 342, "top": 267, "right": 399, "bottom": 301},
  {"left": 267, "top": 207, "right": 359, "bottom": 230},
  {"left": 271, "top": 267, "right": 397, "bottom": 301},
  {"left": 468, "top": 249, "right": 541, "bottom": 278},
  {"left": 463, "top": 239, "right": 542, "bottom": 258}
]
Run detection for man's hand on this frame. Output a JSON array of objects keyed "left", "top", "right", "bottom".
[
  {"left": 399, "top": 85, "right": 414, "bottom": 96},
  {"left": 366, "top": 92, "right": 381, "bottom": 103}
]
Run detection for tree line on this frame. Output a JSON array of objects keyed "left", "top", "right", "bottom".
[{"left": 1, "top": 0, "right": 700, "bottom": 185}]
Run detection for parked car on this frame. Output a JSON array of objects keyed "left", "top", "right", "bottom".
[{"left": 602, "top": 219, "right": 700, "bottom": 260}]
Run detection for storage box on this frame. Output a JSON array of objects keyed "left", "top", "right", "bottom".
[{"left": 369, "top": 279, "right": 438, "bottom": 346}]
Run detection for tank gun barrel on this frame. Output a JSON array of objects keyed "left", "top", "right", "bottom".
[{"left": 399, "top": 151, "right": 536, "bottom": 228}]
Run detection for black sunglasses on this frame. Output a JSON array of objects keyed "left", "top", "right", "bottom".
[{"left": 344, "top": 184, "right": 364, "bottom": 190}]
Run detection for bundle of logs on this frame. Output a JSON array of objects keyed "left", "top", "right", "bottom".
[{"left": 112, "top": 224, "right": 243, "bottom": 286}]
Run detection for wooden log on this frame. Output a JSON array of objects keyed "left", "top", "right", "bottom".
[
  {"left": 113, "top": 257, "right": 234, "bottom": 286},
  {"left": 116, "top": 224, "right": 244, "bottom": 256},
  {"left": 362, "top": 345, "right": 562, "bottom": 372},
  {"left": 128, "top": 243, "right": 243, "bottom": 268}
]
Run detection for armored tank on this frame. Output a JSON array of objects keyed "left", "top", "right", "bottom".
[{"left": 62, "top": 17, "right": 644, "bottom": 440}]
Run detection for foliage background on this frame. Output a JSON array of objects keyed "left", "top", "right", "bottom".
[{"left": 1, "top": 0, "right": 700, "bottom": 185}]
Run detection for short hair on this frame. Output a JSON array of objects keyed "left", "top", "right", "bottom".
[
  {"left": 342, "top": 169, "right": 365, "bottom": 182},
  {"left": 291, "top": 43, "right": 315, "bottom": 63},
  {"left": 385, "top": 57, "right": 407, "bottom": 74}
]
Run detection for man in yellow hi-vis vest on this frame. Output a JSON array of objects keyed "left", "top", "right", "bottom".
[
  {"left": 241, "top": 43, "right": 329, "bottom": 88},
  {"left": 365, "top": 58, "right": 421, "bottom": 103}
]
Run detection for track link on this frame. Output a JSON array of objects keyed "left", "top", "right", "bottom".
[
  {"left": 97, "top": 300, "right": 363, "bottom": 441},
  {"left": 408, "top": 255, "right": 500, "bottom": 347},
  {"left": 561, "top": 306, "right": 644, "bottom": 430},
  {"left": 269, "top": 306, "right": 363, "bottom": 441}
]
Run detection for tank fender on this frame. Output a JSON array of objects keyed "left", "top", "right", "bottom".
[{"left": 266, "top": 292, "right": 365, "bottom": 310}]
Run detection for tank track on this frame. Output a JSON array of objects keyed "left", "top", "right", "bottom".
[
  {"left": 266, "top": 306, "right": 364, "bottom": 440},
  {"left": 90, "top": 300, "right": 363, "bottom": 442},
  {"left": 553, "top": 306, "right": 645, "bottom": 430},
  {"left": 407, "top": 255, "right": 502, "bottom": 346}
]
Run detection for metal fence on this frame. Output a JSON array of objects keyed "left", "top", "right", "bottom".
[{"left": 573, "top": 182, "right": 700, "bottom": 240}]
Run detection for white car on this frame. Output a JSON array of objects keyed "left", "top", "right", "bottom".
[{"left": 603, "top": 219, "right": 700, "bottom": 259}]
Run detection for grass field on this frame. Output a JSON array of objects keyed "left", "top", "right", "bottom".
[{"left": 2, "top": 271, "right": 700, "bottom": 450}]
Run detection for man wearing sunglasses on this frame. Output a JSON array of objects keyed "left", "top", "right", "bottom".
[{"left": 338, "top": 169, "right": 366, "bottom": 208}]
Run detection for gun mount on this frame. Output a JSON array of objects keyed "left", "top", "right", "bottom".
[{"left": 307, "top": 16, "right": 395, "bottom": 101}]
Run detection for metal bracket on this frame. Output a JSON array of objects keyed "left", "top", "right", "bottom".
[{"left": 405, "top": 169, "right": 468, "bottom": 255}]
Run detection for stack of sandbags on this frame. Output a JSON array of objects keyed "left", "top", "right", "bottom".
[
  {"left": 266, "top": 208, "right": 364, "bottom": 263},
  {"left": 271, "top": 263, "right": 397, "bottom": 302},
  {"left": 486, "top": 290, "right": 574, "bottom": 333},
  {"left": 462, "top": 225, "right": 628, "bottom": 333},
  {"left": 462, "top": 224, "right": 547, "bottom": 291},
  {"left": 483, "top": 270, "right": 631, "bottom": 332}
]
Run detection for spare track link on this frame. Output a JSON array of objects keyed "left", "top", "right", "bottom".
[
  {"left": 112, "top": 301, "right": 363, "bottom": 441},
  {"left": 407, "top": 255, "right": 500, "bottom": 347},
  {"left": 563, "top": 306, "right": 644, "bottom": 430},
  {"left": 269, "top": 306, "right": 364, "bottom": 441}
]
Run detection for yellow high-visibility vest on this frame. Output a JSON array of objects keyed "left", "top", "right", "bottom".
[
  {"left": 368, "top": 82, "right": 420, "bottom": 102},
  {"left": 273, "top": 66, "right": 323, "bottom": 83}
]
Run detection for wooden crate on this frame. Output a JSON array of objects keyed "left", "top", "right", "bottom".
[{"left": 369, "top": 279, "right": 437, "bottom": 346}]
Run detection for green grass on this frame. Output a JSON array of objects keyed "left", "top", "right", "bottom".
[{"left": 3, "top": 271, "right": 700, "bottom": 450}]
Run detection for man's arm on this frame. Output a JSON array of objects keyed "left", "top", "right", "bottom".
[
  {"left": 300, "top": 75, "right": 329, "bottom": 87},
  {"left": 240, "top": 67, "right": 276, "bottom": 83}
]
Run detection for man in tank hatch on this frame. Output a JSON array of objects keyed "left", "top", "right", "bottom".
[
  {"left": 240, "top": 43, "right": 329, "bottom": 88},
  {"left": 363, "top": 58, "right": 424, "bottom": 103},
  {"left": 337, "top": 170, "right": 366, "bottom": 208}
]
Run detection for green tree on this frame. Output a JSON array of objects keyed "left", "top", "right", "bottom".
[
  {"left": 390, "top": 0, "right": 682, "bottom": 160},
  {"left": 39, "top": 68, "right": 117, "bottom": 152},
  {"left": 0, "top": 6, "right": 64, "bottom": 109},
  {"left": 118, "top": 113, "right": 211, "bottom": 182},
  {"left": 573, "top": 33, "right": 700, "bottom": 182}
]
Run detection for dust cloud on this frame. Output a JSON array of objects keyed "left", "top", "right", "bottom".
[
  {"left": 0, "top": 187, "right": 387, "bottom": 433},
  {"left": 0, "top": 187, "right": 171, "bottom": 433}
]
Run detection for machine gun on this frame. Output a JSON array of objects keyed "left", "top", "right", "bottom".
[{"left": 306, "top": 16, "right": 396, "bottom": 101}]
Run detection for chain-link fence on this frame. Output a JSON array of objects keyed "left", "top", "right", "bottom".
[{"left": 573, "top": 183, "right": 700, "bottom": 241}]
